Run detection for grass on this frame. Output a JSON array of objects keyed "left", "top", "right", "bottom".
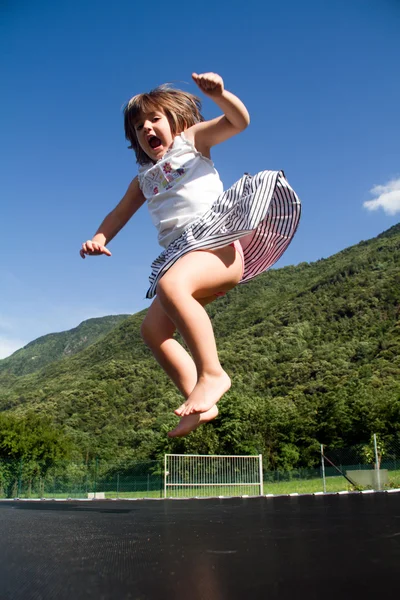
[
  {"left": 3, "top": 471, "right": 400, "bottom": 500},
  {"left": 107, "top": 470, "right": 400, "bottom": 498},
  {"left": 264, "top": 476, "right": 347, "bottom": 495}
]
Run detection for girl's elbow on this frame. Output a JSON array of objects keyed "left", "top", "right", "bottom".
[
  {"left": 239, "top": 107, "right": 250, "bottom": 130},
  {"left": 238, "top": 114, "right": 250, "bottom": 132}
]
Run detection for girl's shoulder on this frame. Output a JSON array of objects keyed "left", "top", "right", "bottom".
[
  {"left": 180, "top": 128, "right": 211, "bottom": 160},
  {"left": 178, "top": 131, "right": 205, "bottom": 157}
]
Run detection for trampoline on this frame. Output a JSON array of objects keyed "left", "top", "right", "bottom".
[{"left": 1, "top": 491, "right": 399, "bottom": 599}]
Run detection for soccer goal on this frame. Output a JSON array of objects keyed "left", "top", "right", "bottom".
[{"left": 164, "top": 454, "right": 263, "bottom": 498}]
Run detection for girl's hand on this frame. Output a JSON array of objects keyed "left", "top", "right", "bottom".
[
  {"left": 80, "top": 240, "right": 112, "bottom": 259},
  {"left": 192, "top": 72, "right": 224, "bottom": 97}
]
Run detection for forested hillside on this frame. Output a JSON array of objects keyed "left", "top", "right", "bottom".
[
  {"left": 0, "top": 224, "right": 399, "bottom": 470},
  {"left": 0, "top": 315, "right": 129, "bottom": 377}
]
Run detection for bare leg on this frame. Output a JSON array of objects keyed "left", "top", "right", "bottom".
[
  {"left": 141, "top": 296, "right": 197, "bottom": 398},
  {"left": 141, "top": 296, "right": 218, "bottom": 437},
  {"left": 156, "top": 245, "right": 243, "bottom": 417}
]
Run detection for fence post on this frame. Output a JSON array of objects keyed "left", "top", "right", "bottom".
[
  {"left": 17, "top": 458, "right": 23, "bottom": 498},
  {"left": 94, "top": 457, "right": 98, "bottom": 499},
  {"left": 373, "top": 434, "right": 381, "bottom": 491},
  {"left": 321, "top": 445, "right": 326, "bottom": 493},
  {"left": 259, "top": 455, "right": 263, "bottom": 496},
  {"left": 164, "top": 455, "right": 168, "bottom": 499}
]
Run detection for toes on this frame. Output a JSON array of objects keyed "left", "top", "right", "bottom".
[
  {"left": 168, "top": 428, "right": 179, "bottom": 438},
  {"left": 180, "top": 404, "right": 192, "bottom": 417},
  {"left": 167, "top": 418, "right": 195, "bottom": 438},
  {"left": 174, "top": 403, "right": 186, "bottom": 416}
]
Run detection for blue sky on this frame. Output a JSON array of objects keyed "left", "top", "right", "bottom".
[{"left": 1, "top": 0, "right": 399, "bottom": 359}]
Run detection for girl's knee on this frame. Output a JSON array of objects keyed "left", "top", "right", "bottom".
[
  {"left": 156, "top": 272, "right": 184, "bottom": 304},
  {"left": 140, "top": 306, "right": 176, "bottom": 348}
]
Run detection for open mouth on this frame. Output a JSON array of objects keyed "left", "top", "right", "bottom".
[{"left": 148, "top": 136, "right": 162, "bottom": 149}]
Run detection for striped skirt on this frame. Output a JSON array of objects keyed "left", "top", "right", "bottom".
[{"left": 146, "top": 170, "right": 301, "bottom": 299}]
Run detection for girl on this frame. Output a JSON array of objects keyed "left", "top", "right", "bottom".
[{"left": 80, "top": 72, "right": 301, "bottom": 438}]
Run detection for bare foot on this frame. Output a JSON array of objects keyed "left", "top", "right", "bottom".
[
  {"left": 174, "top": 371, "right": 231, "bottom": 417},
  {"left": 168, "top": 405, "right": 219, "bottom": 438}
]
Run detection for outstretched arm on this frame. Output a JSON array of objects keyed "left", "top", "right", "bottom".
[
  {"left": 80, "top": 177, "right": 146, "bottom": 258},
  {"left": 185, "top": 72, "right": 250, "bottom": 155}
]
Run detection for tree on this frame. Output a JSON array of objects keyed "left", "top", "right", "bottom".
[{"left": 0, "top": 412, "right": 73, "bottom": 497}]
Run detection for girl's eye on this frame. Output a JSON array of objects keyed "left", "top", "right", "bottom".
[
  {"left": 152, "top": 117, "right": 160, "bottom": 122},
  {"left": 136, "top": 124, "right": 143, "bottom": 131}
]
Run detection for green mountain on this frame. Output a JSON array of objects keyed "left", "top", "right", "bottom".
[
  {"left": 0, "top": 224, "right": 399, "bottom": 470},
  {"left": 0, "top": 315, "right": 130, "bottom": 377}
]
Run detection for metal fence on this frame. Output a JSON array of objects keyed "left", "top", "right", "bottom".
[
  {"left": 321, "top": 434, "right": 400, "bottom": 492},
  {"left": 164, "top": 454, "right": 263, "bottom": 498},
  {"left": 1, "top": 435, "right": 399, "bottom": 499},
  {"left": 0, "top": 458, "right": 163, "bottom": 500},
  {"left": 261, "top": 436, "right": 400, "bottom": 495}
]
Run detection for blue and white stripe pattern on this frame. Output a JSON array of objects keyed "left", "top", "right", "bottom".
[{"left": 146, "top": 170, "right": 301, "bottom": 299}]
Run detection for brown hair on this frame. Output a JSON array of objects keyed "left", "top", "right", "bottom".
[{"left": 123, "top": 85, "right": 205, "bottom": 165}]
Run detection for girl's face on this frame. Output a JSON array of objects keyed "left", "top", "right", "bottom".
[{"left": 134, "top": 110, "right": 175, "bottom": 162}]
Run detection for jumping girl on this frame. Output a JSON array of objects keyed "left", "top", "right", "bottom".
[{"left": 80, "top": 72, "right": 301, "bottom": 438}]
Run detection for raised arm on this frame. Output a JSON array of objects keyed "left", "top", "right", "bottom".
[
  {"left": 80, "top": 177, "right": 146, "bottom": 258},
  {"left": 185, "top": 72, "right": 250, "bottom": 156}
]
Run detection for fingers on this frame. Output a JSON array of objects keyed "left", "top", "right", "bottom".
[
  {"left": 80, "top": 240, "right": 112, "bottom": 258},
  {"left": 192, "top": 72, "right": 224, "bottom": 95}
]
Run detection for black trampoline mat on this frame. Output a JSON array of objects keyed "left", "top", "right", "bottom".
[{"left": 1, "top": 492, "right": 399, "bottom": 599}]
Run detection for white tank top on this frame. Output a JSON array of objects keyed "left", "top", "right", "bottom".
[{"left": 138, "top": 132, "right": 223, "bottom": 248}]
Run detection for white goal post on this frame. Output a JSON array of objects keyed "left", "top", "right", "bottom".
[{"left": 164, "top": 454, "right": 263, "bottom": 498}]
